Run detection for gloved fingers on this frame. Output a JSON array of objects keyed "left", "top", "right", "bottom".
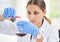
[
  {"left": 16, "top": 21, "right": 39, "bottom": 36},
  {"left": 16, "top": 21, "right": 24, "bottom": 25},
  {"left": 16, "top": 21, "right": 25, "bottom": 31},
  {"left": 32, "top": 28, "right": 39, "bottom": 36},
  {"left": 3, "top": 7, "right": 16, "bottom": 19},
  {"left": 18, "top": 27, "right": 24, "bottom": 31},
  {"left": 18, "top": 28, "right": 27, "bottom": 34}
]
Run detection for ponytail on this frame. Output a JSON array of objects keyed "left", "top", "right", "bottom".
[{"left": 44, "top": 16, "right": 51, "bottom": 24}]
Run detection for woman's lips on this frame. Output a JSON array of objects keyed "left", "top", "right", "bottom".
[{"left": 30, "top": 21, "right": 35, "bottom": 23}]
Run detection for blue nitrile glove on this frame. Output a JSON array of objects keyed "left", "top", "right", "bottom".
[
  {"left": 3, "top": 7, "right": 16, "bottom": 20},
  {"left": 16, "top": 21, "right": 39, "bottom": 36}
]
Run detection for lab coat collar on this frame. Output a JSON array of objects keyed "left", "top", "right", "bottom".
[{"left": 39, "top": 18, "right": 50, "bottom": 36}]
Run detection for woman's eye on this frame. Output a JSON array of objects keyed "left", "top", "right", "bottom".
[
  {"left": 28, "top": 11, "right": 31, "bottom": 14},
  {"left": 34, "top": 11, "right": 39, "bottom": 15}
]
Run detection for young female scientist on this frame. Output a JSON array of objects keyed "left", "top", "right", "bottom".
[{"left": 16, "top": 0, "right": 59, "bottom": 42}]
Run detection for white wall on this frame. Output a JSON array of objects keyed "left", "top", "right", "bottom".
[
  {"left": 44, "top": 0, "right": 50, "bottom": 17},
  {"left": 0, "top": 0, "right": 16, "bottom": 15},
  {"left": 16, "top": 0, "right": 29, "bottom": 21}
]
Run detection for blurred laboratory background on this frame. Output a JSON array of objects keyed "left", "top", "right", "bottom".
[{"left": 0, "top": 0, "right": 60, "bottom": 42}]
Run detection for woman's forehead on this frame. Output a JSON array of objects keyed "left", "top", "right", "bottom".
[
  {"left": 27, "top": 4, "right": 43, "bottom": 13},
  {"left": 27, "top": 4, "right": 41, "bottom": 11}
]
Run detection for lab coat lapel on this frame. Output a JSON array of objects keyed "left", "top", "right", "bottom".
[{"left": 39, "top": 18, "right": 50, "bottom": 37}]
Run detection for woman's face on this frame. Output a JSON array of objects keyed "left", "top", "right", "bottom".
[{"left": 27, "top": 4, "right": 46, "bottom": 26}]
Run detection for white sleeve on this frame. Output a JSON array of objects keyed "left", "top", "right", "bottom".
[
  {"left": 31, "top": 37, "right": 36, "bottom": 42},
  {"left": 48, "top": 26, "right": 59, "bottom": 42},
  {"left": 0, "top": 19, "right": 17, "bottom": 36}
]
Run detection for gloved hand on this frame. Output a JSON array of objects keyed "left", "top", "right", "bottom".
[
  {"left": 3, "top": 7, "right": 16, "bottom": 20},
  {"left": 16, "top": 21, "right": 39, "bottom": 36}
]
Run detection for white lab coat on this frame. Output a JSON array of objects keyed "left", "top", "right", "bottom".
[
  {"left": 0, "top": 19, "right": 17, "bottom": 35},
  {"left": 0, "top": 19, "right": 31, "bottom": 42},
  {"left": 31, "top": 18, "right": 59, "bottom": 42}
]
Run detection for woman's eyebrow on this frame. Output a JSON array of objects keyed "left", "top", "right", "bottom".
[{"left": 34, "top": 11, "right": 39, "bottom": 13}]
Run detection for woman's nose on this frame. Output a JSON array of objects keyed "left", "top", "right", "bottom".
[{"left": 30, "top": 14, "right": 35, "bottom": 20}]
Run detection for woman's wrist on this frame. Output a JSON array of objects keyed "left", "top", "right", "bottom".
[{"left": 0, "top": 15, "right": 5, "bottom": 21}]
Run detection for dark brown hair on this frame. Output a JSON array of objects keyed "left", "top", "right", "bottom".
[
  {"left": 10, "top": 19, "right": 15, "bottom": 22},
  {"left": 26, "top": 0, "right": 46, "bottom": 12}
]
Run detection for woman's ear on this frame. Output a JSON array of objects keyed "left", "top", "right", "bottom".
[
  {"left": 44, "top": 10, "right": 46, "bottom": 15},
  {"left": 43, "top": 10, "right": 46, "bottom": 16}
]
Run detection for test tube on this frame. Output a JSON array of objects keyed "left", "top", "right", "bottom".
[{"left": 15, "top": 16, "right": 26, "bottom": 37}]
